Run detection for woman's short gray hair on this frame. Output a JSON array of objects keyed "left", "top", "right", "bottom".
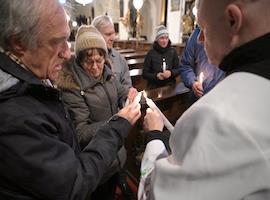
[
  {"left": 0, "top": 0, "right": 61, "bottom": 50},
  {"left": 91, "top": 15, "right": 113, "bottom": 32}
]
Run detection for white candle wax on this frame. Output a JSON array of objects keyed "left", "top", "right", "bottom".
[
  {"left": 145, "top": 96, "right": 174, "bottom": 133},
  {"left": 198, "top": 72, "right": 204, "bottom": 84},
  {"left": 162, "top": 58, "right": 166, "bottom": 72}
]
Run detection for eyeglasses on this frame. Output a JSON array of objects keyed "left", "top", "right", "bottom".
[{"left": 82, "top": 57, "right": 104, "bottom": 68}]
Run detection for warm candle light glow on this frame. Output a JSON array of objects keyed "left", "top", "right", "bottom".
[{"left": 199, "top": 72, "right": 204, "bottom": 84}]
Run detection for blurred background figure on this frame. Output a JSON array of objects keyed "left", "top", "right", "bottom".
[
  {"left": 92, "top": 15, "right": 132, "bottom": 89},
  {"left": 180, "top": 26, "right": 225, "bottom": 103},
  {"left": 142, "top": 25, "right": 180, "bottom": 89}
]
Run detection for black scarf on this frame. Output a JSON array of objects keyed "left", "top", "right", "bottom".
[
  {"left": 153, "top": 40, "right": 172, "bottom": 54},
  {"left": 220, "top": 33, "right": 270, "bottom": 80}
]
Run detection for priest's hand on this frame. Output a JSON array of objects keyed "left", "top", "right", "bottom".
[
  {"left": 143, "top": 108, "right": 164, "bottom": 132},
  {"left": 127, "top": 87, "right": 138, "bottom": 103}
]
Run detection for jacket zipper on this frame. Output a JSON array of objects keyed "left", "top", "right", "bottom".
[{"left": 102, "top": 83, "right": 114, "bottom": 115}]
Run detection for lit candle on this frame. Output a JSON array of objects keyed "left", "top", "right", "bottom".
[
  {"left": 162, "top": 58, "right": 166, "bottom": 72},
  {"left": 143, "top": 91, "right": 174, "bottom": 133},
  {"left": 198, "top": 72, "right": 204, "bottom": 84}
]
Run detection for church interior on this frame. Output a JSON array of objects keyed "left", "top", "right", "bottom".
[{"left": 61, "top": 0, "right": 196, "bottom": 198}]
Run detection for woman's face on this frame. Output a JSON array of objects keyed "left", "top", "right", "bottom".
[
  {"left": 81, "top": 49, "right": 105, "bottom": 80},
  {"left": 157, "top": 35, "right": 169, "bottom": 48}
]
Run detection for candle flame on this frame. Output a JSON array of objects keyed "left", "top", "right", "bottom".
[{"left": 199, "top": 72, "right": 204, "bottom": 84}]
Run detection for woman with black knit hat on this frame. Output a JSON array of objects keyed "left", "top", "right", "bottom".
[{"left": 142, "top": 25, "right": 180, "bottom": 89}]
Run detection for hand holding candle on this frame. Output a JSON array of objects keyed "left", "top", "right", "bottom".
[
  {"left": 143, "top": 91, "right": 174, "bottom": 133},
  {"left": 125, "top": 91, "right": 142, "bottom": 107},
  {"left": 198, "top": 72, "right": 204, "bottom": 84},
  {"left": 162, "top": 58, "right": 166, "bottom": 72},
  {"left": 192, "top": 72, "right": 204, "bottom": 97},
  {"left": 143, "top": 108, "right": 164, "bottom": 132}
]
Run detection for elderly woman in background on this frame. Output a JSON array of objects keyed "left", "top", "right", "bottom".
[{"left": 56, "top": 25, "right": 137, "bottom": 200}]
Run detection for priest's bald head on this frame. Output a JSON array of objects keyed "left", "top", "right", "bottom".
[{"left": 196, "top": 0, "right": 270, "bottom": 65}]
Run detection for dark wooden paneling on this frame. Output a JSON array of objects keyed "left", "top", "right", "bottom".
[{"left": 125, "top": 82, "right": 191, "bottom": 183}]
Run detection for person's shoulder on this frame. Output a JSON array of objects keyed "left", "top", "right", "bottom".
[
  {"left": 111, "top": 48, "right": 126, "bottom": 61},
  {"left": 0, "top": 91, "right": 54, "bottom": 119},
  {"left": 111, "top": 48, "right": 121, "bottom": 57},
  {"left": 146, "top": 48, "right": 157, "bottom": 56},
  {"left": 55, "top": 63, "right": 79, "bottom": 91}
]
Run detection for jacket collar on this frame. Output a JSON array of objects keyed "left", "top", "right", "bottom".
[
  {"left": 0, "top": 53, "right": 42, "bottom": 85},
  {"left": 108, "top": 48, "right": 115, "bottom": 58},
  {"left": 0, "top": 53, "right": 61, "bottom": 101},
  {"left": 219, "top": 33, "right": 270, "bottom": 80}
]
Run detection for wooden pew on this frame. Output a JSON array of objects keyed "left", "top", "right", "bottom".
[
  {"left": 114, "top": 40, "right": 186, "bottom": 55},
  {"left": 122, "top": 51, "right": 147, "bottom": 60},
  {"left": 129, "top": 68, "right": 147, "bottom": 91},
  {"left": 117, "top": 48, "right": 136, "bottom": 54},
  {"left": 126, "top": 58, "right": 144, "bottom": 69},
  {"left": 125, "top": 82, "right": 191, "bottom": 183}
]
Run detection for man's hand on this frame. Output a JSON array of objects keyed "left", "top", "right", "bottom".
[
  {"left": 117, "top": 101, "right": 141, "bottom": 125},
  {"left": 192, "top": 81, "right": 204, "bottom": 97},
  {"left": 127, "top": 87, "right": 138, "bottom": 103},
  {"left": 143, "top": 108, "right": 164, "bottom": 132}
]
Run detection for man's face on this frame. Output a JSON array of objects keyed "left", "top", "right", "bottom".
[
  {"left": 99, "top": 23, "right": 115, "bottom": 50},
  {"left": 197, "top": 0, "right": 232, "bottom": 65},
  {"left": 21, "top": 3, "right": 71, "bottom": 81},
  {"left": 157, "top": 35, "right": 169, "bottom": 48}
]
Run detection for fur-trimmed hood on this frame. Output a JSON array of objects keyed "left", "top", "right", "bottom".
[
  {"left": 55, "top": 61, "right": 80, "bottom": 91},
  {"left": 55, "top": 58, "right": 114, "bottom": 91}
]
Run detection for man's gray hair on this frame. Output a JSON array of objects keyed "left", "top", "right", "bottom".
[
  {"left": 0, "top": 0, "right": 61, "bottom": 50},
  {"left": 91, "top": 15, "right": 113, "bottom": 32}
]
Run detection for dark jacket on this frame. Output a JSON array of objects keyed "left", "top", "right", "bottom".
[
  {"left": 56, "top": 60, "right": 128, "bottom": 182},
  {"left": 0, "top": 53, "right": 132, "bottom": 200},
  {"left": 142, "top": 40, "right": 180, "bottom": 88},
  {"left": 56, "top": 59, "right": 128, "bottom": 148}
]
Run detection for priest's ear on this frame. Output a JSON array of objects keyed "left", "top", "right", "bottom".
[{"left": 225, "top": 3, "right": 243, "bottom": 45}]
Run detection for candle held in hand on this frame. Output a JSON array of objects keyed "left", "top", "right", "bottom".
[
  {"left": 198, "top": 72, "right": 204, "bottom": 84},
  {"left": 125, "top": 91, "right": 142, "bottom": 107},
  {"left": 162, "top": 58, "right": 166, "bottom": 72},
  {"left": 143, "top": 91, "right": 174, "bottom": 133}
]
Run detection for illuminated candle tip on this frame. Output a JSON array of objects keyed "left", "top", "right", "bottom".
[{"left": 199, "top": 72, "right": 204, "bottom": 84}]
